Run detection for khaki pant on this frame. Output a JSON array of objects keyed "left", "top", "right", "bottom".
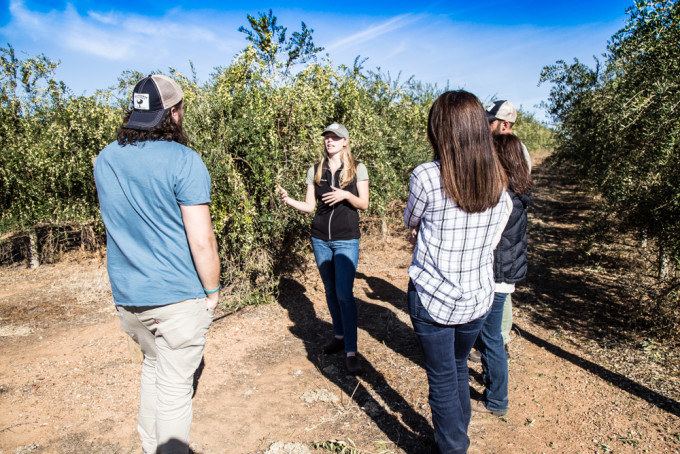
[
  {"left": 117, "top": 298, "right": 213, "bottom": 454},
  {"left": 500, "top": 294, "right": 512, "bottom": 345}
]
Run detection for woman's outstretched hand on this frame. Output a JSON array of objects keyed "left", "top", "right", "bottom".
[
  {"left": 277, "top": 185, "right": 289, "bottom": 206},
  {"left": 322, "top": 186, "right": 350, "bottom": 206}
]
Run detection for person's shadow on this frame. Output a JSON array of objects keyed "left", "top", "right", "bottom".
[
  {"left": 354, "top": 272, "right": 423, "bottom": 365},
  {"left": 356, "top": 272, "right": 488, "bottom": 412},
  {"left": 278, "top": 276, "right": 435, "bottom": 453}
]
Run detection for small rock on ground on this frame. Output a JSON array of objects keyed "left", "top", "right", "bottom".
[
  {"left": 265, "top": 441, "right": 311, "bottom": 454},
  {"left": 300, "top": 388, "right": 340, "bottom": 404}
]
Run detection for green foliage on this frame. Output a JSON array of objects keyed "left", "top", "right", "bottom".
[
  {"left": 0, "top": 11, "right": 559, "bottom": 308},
  {"left": 185, "top": 45, "right": 432, "bottom": 305},
  {"left": 238, "top": 9, "right": 324, "bottom": 78},
  {"left": 0, "top": 13, "right": 436, "bottom": 306},
  {"left": 513, "top": 109, "right": 556, "bottom": 152},
  {"left": 540, "top": 0, "right": 680, "bottom": 333},
  {"left": 0, "top": 44, "right": 119, "bottom": 233}
]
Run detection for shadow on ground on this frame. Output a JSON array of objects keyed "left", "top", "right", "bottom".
[
  {"left": 277, "top": 277, "right": 435, "bottom": 454},
  {"left": 516, "top": 155, "right": 633, "bottom": 341},
  {"left": 514, "top": 325, "right": 680, "bottom": 417},
  {"left": 515, "top": 155, "right": 680, "bottom": 416}
]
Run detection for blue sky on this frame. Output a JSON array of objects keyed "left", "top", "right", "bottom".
[{"left": 1, "top": 0, "right": 633, "bottom": 122}]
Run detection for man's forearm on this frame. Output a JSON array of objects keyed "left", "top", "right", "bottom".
[
  {"left": 191, "top": 234, "right": 220, "bottom": 291},
  {"left": 180, "top": 204, "right": 221, "bottom": 294}
]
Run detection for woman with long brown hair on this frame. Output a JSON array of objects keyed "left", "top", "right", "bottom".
[
  {"left": 404, "top": 90, "right": 511, "bottom": 453},
  {"left": 278, "top": 123, "right": 369, "bottom": 375},
  {"left": 471, "top": 133, "right": 532, "bottom": 418}
]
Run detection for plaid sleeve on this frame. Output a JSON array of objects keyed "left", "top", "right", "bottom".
[{"left": 404, "top": 168, "right": 427, "bottom": 229}]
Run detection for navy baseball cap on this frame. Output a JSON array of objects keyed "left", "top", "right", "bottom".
[{"left": 126, "top": 75, "right": 183, "bottom": 131}]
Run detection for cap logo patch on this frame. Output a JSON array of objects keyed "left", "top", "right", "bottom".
[{"left": 133, "top": 93, "right": 150, "bottom": 111}]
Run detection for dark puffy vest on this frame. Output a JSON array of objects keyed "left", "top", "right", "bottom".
[
  {"left": 494, "top": 189, "right": 531, "bottom": 283},
  {"left": 310, "top": 163, "right": 361, "bottom": 241}
]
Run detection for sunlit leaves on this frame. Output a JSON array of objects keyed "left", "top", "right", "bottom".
[{"left": 539, "top": 0, "right": 680, "bottom": 267}]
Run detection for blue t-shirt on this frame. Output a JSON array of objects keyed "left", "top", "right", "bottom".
[{"left": 94, "top": 140, "right": 211, "bottom": 306}]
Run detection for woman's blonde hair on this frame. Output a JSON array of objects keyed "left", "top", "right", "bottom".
[{"left": 314, "top": 136, "right": 357, "bottom": 188}]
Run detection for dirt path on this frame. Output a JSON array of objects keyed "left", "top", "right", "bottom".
[{"left": 1, "top": 153, "right": 679, "bottom": 454}]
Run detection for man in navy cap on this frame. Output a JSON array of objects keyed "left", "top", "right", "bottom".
[{"left": 94, "top": 74, "right": 220, "bottom": 454}]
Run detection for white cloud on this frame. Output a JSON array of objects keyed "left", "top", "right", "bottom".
[
  {"left": 87, "top": 10, "right": 118, "bottom": 26},
  {"left": 316, "top": 14, "right": 623, "bottom": 120},
  {"left": 2, "top": 0, "right": 239, "bottom": 61},
  {"left": 326, "top": 14, "right": 424, "bottom": 52}
]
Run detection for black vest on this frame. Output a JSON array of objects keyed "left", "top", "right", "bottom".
[
  {"left": 310, "top": 163, "right": 361, "bottom": 241},
  {"left": 494, "top": 189, "right": 531, "bottom": 283}
]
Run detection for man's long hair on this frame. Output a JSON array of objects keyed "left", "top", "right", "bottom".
[
  {"left": 493, "top": 134, "right": 532, "bottom": 195},
  {"left": 428, "top": 90, "right": 506, "bottom": 213},
  {"left": 117, "top": 103, "right": 188, "bottom": 146}
]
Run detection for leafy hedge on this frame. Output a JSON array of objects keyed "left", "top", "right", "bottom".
[
  {"left": 540, "top": 0, "right": 679, "bottom": 333},
  {"left": 182, "top": 49, "right": 435, "bottom": 305},
  {"left": 0, "top": 45, "right": 119, "bottom": 233}
]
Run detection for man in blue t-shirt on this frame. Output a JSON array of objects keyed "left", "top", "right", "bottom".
[{"left": 94, "top": 74, "right": 220, "bottom": 454}]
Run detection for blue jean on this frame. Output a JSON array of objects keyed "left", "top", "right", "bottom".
[
  {"left": 408, "top": 280, "right": 487, "bottom": 454},
  {"left": 477, "top": 292, "right": 509, "bottom": 413},
  {"left": 311, "top": 237, "right": 360, "bottom": 353}
]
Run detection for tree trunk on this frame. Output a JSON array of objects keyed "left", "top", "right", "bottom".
[
  {"left": 658, "top": 247, "right": 669, "bottom": 281},
  {"left": 28, "top": 228, "right": 39, "bottom": 269}
]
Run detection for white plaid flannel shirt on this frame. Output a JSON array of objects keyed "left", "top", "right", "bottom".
[{"left": 404, "top": 161, "right": 512, "bottom": 325}]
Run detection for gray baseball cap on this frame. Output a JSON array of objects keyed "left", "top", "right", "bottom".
[
  {"left": 321, "top": 123, "right": 349, "bottom": 139},
  {"left": 486, "top": 100, "right": 517, "bottom": 123}
]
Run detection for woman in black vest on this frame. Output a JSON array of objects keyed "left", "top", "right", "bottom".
[
  {"left": 472, "top": 133, "right": 532, "bottom": 417},
  {"left": 278, "top": 123, "right": 369, "bottom": 375}
]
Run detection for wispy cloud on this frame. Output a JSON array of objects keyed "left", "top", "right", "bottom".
[
  {"left": 326, "top": 14, "right": 423, "bottom": 52},
  {"left": 3, "top": 0, "right": 239, "bottom": 61}
]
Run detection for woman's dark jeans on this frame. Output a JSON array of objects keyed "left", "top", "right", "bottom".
[
  {"left": 408, "top": 280, "right": 487, "bottom": 454},
  {"left": 311, "top": 238, "right": 360, "bottom": 353},
  {"left": 477, "top": 291, "right": 509, "bottom": 413}
]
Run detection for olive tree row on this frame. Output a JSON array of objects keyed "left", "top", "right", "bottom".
[{"left": 540, "top": 0, "right": 679, "bottom": 333}]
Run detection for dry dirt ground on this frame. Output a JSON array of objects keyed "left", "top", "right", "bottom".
[{"left": 1, "top": 153, "right": 679, "bottom": 454}]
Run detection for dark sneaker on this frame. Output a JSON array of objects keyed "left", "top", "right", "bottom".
[
  {"left": 471, "top": 399, "right": 507, "bottom": 416},
  {"left": 345, "top": 355, "right": 363, "bottom": 375},
  {"left": 468, "top": 349, "right": 482, "bottom": 363},
  {"left": 323, "top": 337, "right": 345, "bottom": 355}
]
